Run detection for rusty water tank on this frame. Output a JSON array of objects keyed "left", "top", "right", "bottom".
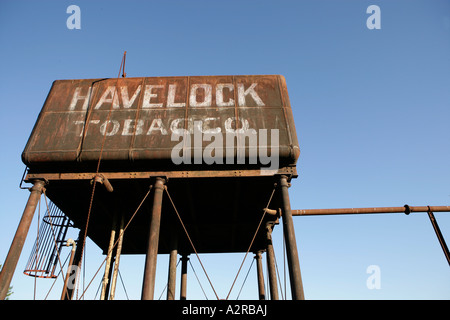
[
  {"left": 22, "top": 75, "right": 299, "bottom": 173},
  {"left": 21, "top": 75, "right": 300, "bottom": 255}
]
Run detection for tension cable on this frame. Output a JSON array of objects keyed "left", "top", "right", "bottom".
[
  {"left": 164, "top": 186, "right": 220, "bottom": 300},
  {"left": 78, "top": 185, "right": 152, "bottom": 300},
  {"left": 225, "top": 185, "right": 277, "bottom": 300}
]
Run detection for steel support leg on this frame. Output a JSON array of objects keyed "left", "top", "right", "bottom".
[
  {"left": 61, "top": 239, "right": 76, "bottom": 300},
  {"left": 279, "top": 175, "right": 305, "bottom": 300},
  {"left": 0, "top": 180, "right": 46, "bottom": 300},
  {"left": 167, "top": 234, "right": 178, "bottom": 300},
  {"left": 65, "top": 228, "right": 84, "bottom": 300},
  {"left": 109, "top": 215, "right": 125, "bottom": 300},
  {"left": 255, "top": 251, "right": 265, "bottom": 300},
  {"left": 141, "top": 178, "right": 165, "bottom": 300},
  {"left": 101, "top": 214, "right": 118, "bottom": 300},
  {"left": 266, "top": 223, "right": 279, "bottom": 300},
  {"left": 180, "top": 254, "right": 189, "bottom": 300}
]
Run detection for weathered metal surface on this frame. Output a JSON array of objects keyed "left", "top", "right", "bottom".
[
  {"left": 22, "top": 75, "right": 299, "bottom": 173},
  {"left": 24, "top": 166, "right": 297, "bottom": 181}
]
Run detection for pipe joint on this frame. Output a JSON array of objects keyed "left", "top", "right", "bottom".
[{"left": 92, "top": 174, "right": 113, "bottom": 192}]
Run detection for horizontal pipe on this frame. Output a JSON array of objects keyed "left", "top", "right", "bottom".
[{"left": 292, "top": 205, "right": 450, "bottom": 216}]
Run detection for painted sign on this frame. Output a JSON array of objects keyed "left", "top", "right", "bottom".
[{"left": 22, "top": 75, "right": 299, "bottom": 172}]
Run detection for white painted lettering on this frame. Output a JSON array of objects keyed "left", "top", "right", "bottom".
[
  {"left": 238, "top": 83, "right": 265, "bottom": 107},
  {"left": 142, "top": 85, "right": 164, "bottom": 108},
  {"left": 167, "top": 84, "right": 186, "bottom": 107},
  {"left": 69, "top": 82, "right": 266, "bottom": 110},
  {"left": 190, "top": 84, "right": 212, "bottom": 107},
  {"left": 69, "top": 87, "right": 94, "bottom": 111},
  {"left": 170, "top": 118, "right": 186, "bottom": 135},
  {"left": 120, "top": 85, "right": 141, "bottom": 108},
  {"left": 100, "top": 120, "right": 120, "bottom": 136},
  {"left": 73, "top": 120, "right": 100, "bottom": 136},
  {"left": 95, "top": 86, "right": 120, "bottom": 110},
  {"left": 202, "top": 117, "right": 221, "bottom": 134},
  {"left": 216, "top": 83, "right": 235, "bottom": 107},
  {"left": 224, "top": 117, "right": 250, "bottom": 133},
  {"left": 122, "top": 119, "right": 144, "bottom": 136},
  {"left": 146, "top": 118, "right": 168, "bottom": 135}
]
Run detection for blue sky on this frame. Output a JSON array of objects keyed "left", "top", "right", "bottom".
[{"left": 0, "top": 0, "right": 449, "bottom": 300}]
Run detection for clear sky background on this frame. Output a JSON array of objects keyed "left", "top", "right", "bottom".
[{"left": 0, "top": 0, "right": 449, "bottom": 300}]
